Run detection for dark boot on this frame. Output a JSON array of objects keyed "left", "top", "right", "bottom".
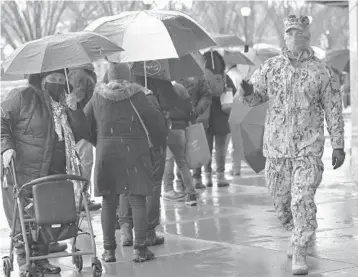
[
  {"left": 32, "top": 243, "right": 61, "bottom": 274},
  {"left": 194, "top": 178, "right": 206, "bottom": 189},
  {"left": 146, "top": 229, "right": 164, "bottom": 246},
  {"left": 49, "top": 242, "right": 67, "bottom": 253},
  {"left": 120, "top": 223, "right": 133, "bottom": 246},
  {"left": 133, "top": 242, "right": 155, "bottom": 263},
  {"left": 102, "top": 249, "right": 116, "bottom": 263},
  {"left": 217, "top": 172, "right": 230, "bottom": 187}
]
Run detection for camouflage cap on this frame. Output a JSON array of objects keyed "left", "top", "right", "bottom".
[{"left": 284, "top": 15, "right": 310, "bottom": 32}]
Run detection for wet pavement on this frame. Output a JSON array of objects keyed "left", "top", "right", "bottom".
[{"left": 0, "top": 143, "right": 357, "bottom": 277}]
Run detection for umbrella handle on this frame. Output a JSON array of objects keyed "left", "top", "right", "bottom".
[
  {"left": 64, "top": 68, "right": 71, "bottom": 94},
  {"left": 144, "top": 61, "right": 147, "bottom": 88}
]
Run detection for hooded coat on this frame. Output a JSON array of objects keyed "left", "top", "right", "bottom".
[
  {"left": 1, "top": 85, "right": 89, "bottom": 187},
  {"left": 241, "top": 47, "right": 344, "bottom": 158},
  {"left": 68, "top": 64, "right": 97, "bottom": 109},
  {"left": 84, "top": 80, "right": 168, "bottom": 196}
]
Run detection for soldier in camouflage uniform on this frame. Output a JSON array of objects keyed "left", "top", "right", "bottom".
[{"left": 240, "top": 15, "right": 345, "bottom": 275}]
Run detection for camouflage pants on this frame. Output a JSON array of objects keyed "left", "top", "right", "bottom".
[{"left": 265, "top": 156, "right": 324, "bottom": 249}]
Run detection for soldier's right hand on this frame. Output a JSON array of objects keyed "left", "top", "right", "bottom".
[
  {"left": 240, "top": 79, "right": 254, "bottom": 96},
  {"left": 2, "top": 149, "right": 15, "bottom": 168}
]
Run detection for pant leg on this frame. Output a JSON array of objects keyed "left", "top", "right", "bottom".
[
  {"left": 167, "top": 129, "right": 195, "bottom": 194},
  {"left": 215, "top": 134, "right": 229, "bottom": 173},
  {"left": 265, "top": 158, "right": 294, "bottom": 231},
  {"left": 129, "top": 195, "right": 148, "bottom": 244},
  {"left": 118, "top": 194, "right": 133, "bottom": 228},
  {"left": 147, "top": 145, "right": 166, "bottom": 230},
  {"left": 101, "top": 194, "right": 119, "bottom": 250},
  {"left": 291, "top": 156, "right": 323, "bottom": 249},
  {"left": 204, "top": 129, "right": 214, "bottom": 173},
  {"left": 162, "top": 146, "right": 175, "bottom": 192}
]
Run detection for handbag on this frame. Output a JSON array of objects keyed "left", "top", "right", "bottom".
[{"left": 185, "top": 123, "right": 211, "bottom": 169}]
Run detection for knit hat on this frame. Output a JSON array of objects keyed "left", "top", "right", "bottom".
[{"left": 107, "top": 62, "right": 131, "bottom": 82}]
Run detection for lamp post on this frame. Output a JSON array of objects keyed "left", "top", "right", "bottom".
[
  {"left": 240, "top": 6, "right": 251, "bottom": 53},
  {"left": 142, "top": 0, "right": 154, "bottom": 10}
]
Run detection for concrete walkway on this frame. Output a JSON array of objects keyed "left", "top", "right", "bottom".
[{"left": 0, "top": 144, "right": 357, "bottom": 277}]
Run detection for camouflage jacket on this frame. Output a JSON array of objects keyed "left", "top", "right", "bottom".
[{"left": 241, "top": 47, "right": 344, "bottom": 158}]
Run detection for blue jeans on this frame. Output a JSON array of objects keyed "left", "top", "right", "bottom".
[{"left": 162, "top": 129, "right": 195, "bottom": 194}]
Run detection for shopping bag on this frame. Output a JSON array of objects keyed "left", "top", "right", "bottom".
[
  {"left": 221, "top": 87, "right": 234, "bottom": 114},
  {"left": 185, "top": 123, "right": 211, "bottom": 169}
]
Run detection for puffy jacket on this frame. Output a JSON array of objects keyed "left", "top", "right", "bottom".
[
  {"left": 168, "top": 82, "right": 193, "bottom": 130},
  {"left": 1, "top": 85, "right": 89, "bottom": 186},
  {"left": 240, "top": 47, "right": 344, "bottom": 158}
]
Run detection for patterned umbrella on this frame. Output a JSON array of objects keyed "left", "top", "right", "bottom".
[{"left": 85, "top": 10, "right": 216, "bottom": 63}]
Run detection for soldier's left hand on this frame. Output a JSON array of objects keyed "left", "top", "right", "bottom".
[{"left": 332, "top": 149, "right": 345, "bottom": 169}]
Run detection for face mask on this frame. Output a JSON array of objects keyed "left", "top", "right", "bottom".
[
  {"left": 45, "top": 83, "right": 65, "bottom": 101},
  {"left": 284, "top": 30, "right": 309, "bottom": 54},
  {"left": 42, "top": 73, "right": 66, "bottom": 101}
]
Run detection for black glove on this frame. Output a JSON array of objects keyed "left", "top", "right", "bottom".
[
  {"left": 332, "top": 149, "right": 345, "bottom": 169},
  {"left": 240, "top": 79, "right": 254, "bottom": 97}
]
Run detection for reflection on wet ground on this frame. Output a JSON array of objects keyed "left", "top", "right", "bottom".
[{"left": 0, "top": 148, "right": 357, "bottom": 276}]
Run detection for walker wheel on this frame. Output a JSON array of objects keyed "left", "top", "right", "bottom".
[
  {"left": 74, "top": 255, "right": 83, "bottom": 272},
  {"left": 3, "top": 257, "right": 11, "bottom": 277},
  {"left": 92, "top": 264, "right": 102, "bottom": 277}
]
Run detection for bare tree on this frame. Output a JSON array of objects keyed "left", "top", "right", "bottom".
[{"left": 1, "top": 0, "right": 68, "bottom": 50}]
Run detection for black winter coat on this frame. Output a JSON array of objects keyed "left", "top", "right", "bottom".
[
  {"left": 1, "top": 85, "right": 89, "bottom": 187},
  {"left": 84, "top": 80, "right": 168, "bottom": 196},
  {"left": 208, "top": 75, "right": 237, "bottom": 135}
]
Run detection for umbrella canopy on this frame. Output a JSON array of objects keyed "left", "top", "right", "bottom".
[
  {"left": 131, "top": 51, "right": 205, "bottom": 81},
  {"left": 1, "top": 67, "right": 25, "bottom": 81},
  {"left": 325, "top": 49, "right": 349, "bottom": 73},
  {"left": 2, "top": 31, "right": 123, "bottom": 75},
  {"left": 229, "top": 95, "right": 268, "bottom": 173},
  {"left": 213, "top": 34, "right": 245, "bottom": 48},
  {"left": 223, "top": 50, "right": 254, "bottom": 66},
  {"left": 85, "top": 10, "right": 216, "bottom": 63}
]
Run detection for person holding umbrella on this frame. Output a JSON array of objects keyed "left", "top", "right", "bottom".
[
  {"left": 84, "top": 63, "right": 168, "bottom": 263},
  {"left": 1, "top": 70, "right": 89, "bottom": 275},
  {"left": 240, "top": 15, "right": 345, "bottom": 275},
  {"left": 68, "top": 63, "right": 102, "bottom": 212}
]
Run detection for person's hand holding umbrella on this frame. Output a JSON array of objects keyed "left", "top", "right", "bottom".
[{"left": 66, "top": 93, "right": 79, "bottom": 111}]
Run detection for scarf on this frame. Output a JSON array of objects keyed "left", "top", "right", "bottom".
[{"left": 49, "top": 95, "right": 82, "bottom": 180}]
